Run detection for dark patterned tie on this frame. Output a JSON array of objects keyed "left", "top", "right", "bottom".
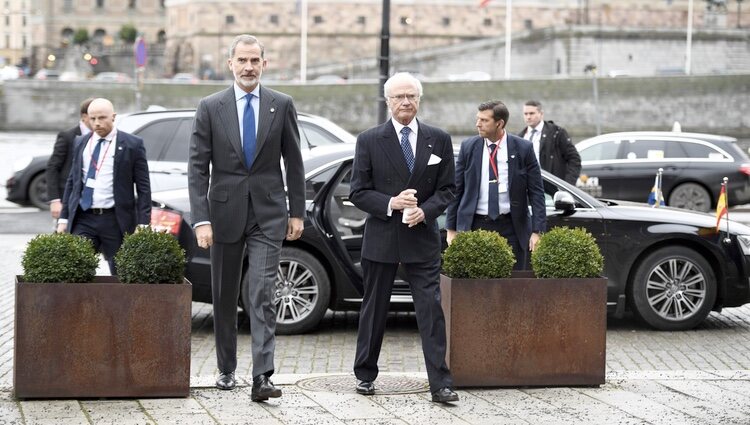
[
  {"left": 243, "top": 93, "right": 256, "bottom": 169},
  {"left": 487, "top": 142, "right": 500, "bottom": 220},
  {"left": 400, "top": 127, "right": 414, "bottom": 173},
  {"left": 79, "top": 138, "right": 105, "bottom": 211}
]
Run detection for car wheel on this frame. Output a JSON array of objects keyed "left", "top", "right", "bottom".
[
  {"left": 629, "top": 246, "right": 716, "bottom": 331},
  {"left": 28, "top": 173, "right": 49, "bottom": 210},
  {"left": 241, "top": 247, "right": 330, "bottom": 335},
  {"left": 668, "top": 183, "right": 711, "bottom": 212}
]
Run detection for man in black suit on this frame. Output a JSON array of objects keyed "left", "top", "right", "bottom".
[
  {"left": 446, "top": 100, "right": 546, "bottom": 270},
  {"left": 56, "top": 98, "right": 151, "bottom": 275},
  {"left": 517, "top": 100, "right": 581, "bottom": 184},
  {"left": 349, "top": 72, "right": 458, "bottom": 403},
  {"left": 47, "top": 98, "right": 94, "bottom": 219},
  {"left": 188, "top": 35, "right": 305, "bottom": 399}
]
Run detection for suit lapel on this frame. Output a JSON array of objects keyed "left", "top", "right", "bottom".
[
  {"left": 507, "top": 134, "right": 519, "bottom": 189},
  {"left": 255, "top": 86, "right": 277, "bottom": 157},
  {"left": 216, "top": 87, "right": 245, "bottom": 167},
  {"left": 379, "top": 122, "right": 412, "bottom": 183},
  {"left": 409, "top": 120, "right": 434, "bottom": 183},
  {"left": 471, "top": 137, "right": 483, "bottom": 185}
]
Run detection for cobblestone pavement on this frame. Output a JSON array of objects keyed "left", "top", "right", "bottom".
[{"left": 1, "top": 234, "right": 750, "bottom": 424}]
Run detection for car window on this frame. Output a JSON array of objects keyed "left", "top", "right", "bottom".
[
  {"left": 306, "top": 165, "right": 337, "bottom": 200},
  {"left": 681, "top": 141, "right": 729, "bottom": 159},
  {"left": 161, "top": 119, "right": 192, "bottom": 162},
  {"left": 579, "top": 140, "right": 620, "bottom": 161},
  {"left": 300, "top": 122, "right": 343, "bottom": 148},
  {"left": 132, "top": 118, "right": 180, "bottom": 161},
  {"left": 624, "top": 139, "right": 686, "bottom": 160}
]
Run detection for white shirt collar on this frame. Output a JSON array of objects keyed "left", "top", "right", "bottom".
[
  {"left": 528, "top": 121, "right": 543, "bottom": 134},
  {"left": 79, "top": 121, "right": 91, "bottom": 136},
  {"left": 486, "top": 131, "right": 508, "bottom": 146},
  {"left": 391, "top": 118, "right": 418, "bottom": 137},
  {"left": 234, "top": 83, "right": 260, "bottom": 101},
  {"left": 93, "top": 129, "right": 116, "bottom": 143}
]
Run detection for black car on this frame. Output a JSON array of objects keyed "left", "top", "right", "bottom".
[
  {"left": 5, "top": 110, "right": 355, "bottom": 209},
  {"left": 576, "top": 131, "right": 750, "bottom": 212},
  {"left": 152, "top": 143, "right": 750, "bottom": 334}
]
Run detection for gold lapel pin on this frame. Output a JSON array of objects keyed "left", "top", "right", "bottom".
[{"left": 270, "top": 107, "right": 275, "bottom": 113}]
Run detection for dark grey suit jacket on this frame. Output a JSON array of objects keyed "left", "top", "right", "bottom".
[
  {"left": 349, "top": 119, "right": 456, "bottom": 263},
  {"left": 188, "top": 85, "right": 305, "bottom": 243},
  {"left": 47, "top": 124, "right": 81, "bottom": 201}
]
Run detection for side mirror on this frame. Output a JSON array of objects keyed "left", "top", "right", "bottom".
[{"left": 553, "top": 191, "right": 576, "bottom": 214}]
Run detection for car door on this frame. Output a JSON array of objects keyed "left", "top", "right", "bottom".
[
  {"left": 131, "top": 117, "right": 190, "bottom": 192},
  {"left": 578, "top": 138, "right": 624, "bottom": 199},
  {"left": 617, "top": 137, "right": 686, "bottom": 202}
]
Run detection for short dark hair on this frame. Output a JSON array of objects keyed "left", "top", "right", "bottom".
[
  {"left": 524, "top": 100, "right": 543, "bottom": 111},
  {"left": 229, "top": 34, "right": 265, "bottom": 59},
  {"left": 478, "top": 100, "right": 509, "bottom": 127},
  {"left": 80, "top": 98, "right": 94, "bottom": 116}
]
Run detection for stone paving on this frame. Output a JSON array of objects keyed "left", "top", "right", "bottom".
[{"left": 1, "top": 234, "right": 750, "bottom": 424}]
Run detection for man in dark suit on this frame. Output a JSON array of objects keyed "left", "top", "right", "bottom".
[
  {"left": 47, "top": 97, "right": 94, "bottom": 219},
  {"left": 446, "top": 100, "right": 546, "bottom": 270},
  {"left": 188, "top": 34, "right": 305, "bottom": 400},
  {"left": 56, "top": 98, "right": 151, "bottom": 274},
  {"left": 349, "top": 72, "right": 458, "bottom": 403},
  {"left": 517, "top": 100, "right": 581, "bottom": 184}
]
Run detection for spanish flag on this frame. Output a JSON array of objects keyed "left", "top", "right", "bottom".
[
  {"left": 479, "top": 0, "right": 491, "bottom": 8},
  {"left": 716, "top": 184, "right": 727, "bottom": 231}
]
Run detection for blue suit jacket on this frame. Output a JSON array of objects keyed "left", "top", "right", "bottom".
[
  {"left": 349, "top": 119, "right": 456, "bottom": 263},
  {"left": 445, "top": 133, "right": 546, "bottom": 251},
  {"left": 60, "top": 131, "right": 151, "bottom": 234}
]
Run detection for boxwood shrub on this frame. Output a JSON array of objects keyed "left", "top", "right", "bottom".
[
  {"left": 115, "top": 228, "right": 186, "bottom": 284},
  {"left": 21, "top": 233, "right": 99, "bottom": 283},
  {"left": 531, "top": 226, "right": 603, "bottom": 278},
  {"left": 442, "top": 229, "right": 515, "bottom": 279}
]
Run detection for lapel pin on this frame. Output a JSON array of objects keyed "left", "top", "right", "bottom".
[
  {"left": 428, "top": 144, "right": 432, "bottom": 148},
  {"left": 270, "top": 107, "right": 275, "bottom": 113},
  {"left": 510, "top": 154, "right": 515, "bottom": 159}
]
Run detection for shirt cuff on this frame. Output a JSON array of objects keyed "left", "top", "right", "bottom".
[
  {"left": 387, "top": 197, "right": 395, "bottom": 216},
  {"left": 193, "top": 221, "right": 211, "bottom": 229},
  {"left": 57, "top": 218, "right": 68, "bottom": 225}
]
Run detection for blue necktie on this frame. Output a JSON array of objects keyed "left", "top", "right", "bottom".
[
  {"left": 487, "top": 142, "right": 500, "bottom": 220},
  {"left": 243, "top": 93, "right": 256, "bottom": 169},
  {"left": 79, "top": 138, "right": 105, "bottom": 211},
  {"left": 400, "top": 127, "right": 414, "bottom": 173}
]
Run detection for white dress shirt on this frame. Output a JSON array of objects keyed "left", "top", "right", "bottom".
[
  {"left": 476, "top": 133, "right": 511, "bottom": 215},
  {"left": 387, "top": 118, "right": 419, "bottom": 216},
  {"left": 84, "top": 130, "right": 117, "bottom": 209},
  {"left": 526, "top": 122, "right": 544, "bottom": 161},
  {"left": 234, "top": 83, "right": 260, "bottom": 143}
]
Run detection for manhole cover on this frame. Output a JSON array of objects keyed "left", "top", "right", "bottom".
[{"left": 297, "top": 374, "right": 429, "bottom": 394}]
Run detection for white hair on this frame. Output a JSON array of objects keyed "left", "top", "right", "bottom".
[{"left": 384, "top": 72, "right": 423, "bottom": 98}]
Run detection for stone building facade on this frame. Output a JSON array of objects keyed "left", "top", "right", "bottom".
[{"left": 0, "top": 0, "right": 31, "bottom": 68}]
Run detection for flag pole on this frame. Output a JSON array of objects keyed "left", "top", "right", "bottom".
[
  {"left": 724, "top": 177, "right": 731, "bottom": 243},
  {"left": 657, "top": 167, "right": 663, "bottom": 207}
]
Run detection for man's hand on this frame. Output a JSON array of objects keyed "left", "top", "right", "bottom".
[
  {"left": 195, "top": 224, "right": 213, "bottom": 249},
  {"left": 390, "top": 189, "right": 418, "bottom": 211},
  {"left": 286, "top": 217, "right": 304, "bottom": 240},
  {"left": 446, "top": 229, "right": 457, "bottom": 245},
  {"left": 529, "top": 232, "right": 541, "bottom": 251},
  {"left": 50, "top": 200, "right": 62, "bottom": 219},
  {"left": 403, "top": 207, "right": 425, "bottom": 228},
  {"left": 55, "top": 223, "right": 67, "bottom": 233}
]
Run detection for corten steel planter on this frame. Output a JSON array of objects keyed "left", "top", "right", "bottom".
[
  {"left": 14, "top": 276, "right": 192, "bottom": 399},
  {"left": 440, "top": 272, "right": 607, "bottom": 387}
]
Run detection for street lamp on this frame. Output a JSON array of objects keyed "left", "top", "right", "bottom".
[
  {"left": 584, "top": 63, "right": 600, "bottom": 136},
  {"left": 377, "top": 0, "right": 390, "bottom": 124}
]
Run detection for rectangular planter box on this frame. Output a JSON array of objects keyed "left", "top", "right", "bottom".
[
  {"left": 14, "top": 276, "right": 192, "bottom": 399},
  {"left": 440, "top": 273, "right": 607, "bottom": 387}
]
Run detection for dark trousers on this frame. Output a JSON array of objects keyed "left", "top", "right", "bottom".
[
  {"left": 354, "top": 257, "right": 453, "bottom": 392},
  {"left": 472, "top": 214, "right": 527, "bottom": 270},
  {"left": 71, "top": 208, "right": 122, "bottom": 275},
  {"left": 210, "top": 203, "right": 281, "bottom": 378}
]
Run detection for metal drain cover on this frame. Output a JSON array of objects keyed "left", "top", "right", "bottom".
[{"left": 296, "top": 374, "right": 429, "bottom": 394}]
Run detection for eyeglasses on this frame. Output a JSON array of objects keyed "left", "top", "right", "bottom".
[{"left": 388, "top": 94, "right": 420, "bottom": 102}]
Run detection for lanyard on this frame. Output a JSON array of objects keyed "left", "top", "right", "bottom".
[
  {"left": 487, "top": 142, "right": 499, "bottom": 181},
  {"left": 87, "top": 137, "right": 112, "bottom": 179}
]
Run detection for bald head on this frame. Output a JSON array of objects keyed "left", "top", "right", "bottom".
[{"left": 88, "top": 98, "right": 116, "bottom": 138}]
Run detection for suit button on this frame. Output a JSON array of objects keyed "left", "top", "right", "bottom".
[{"left": 427, "top": 178, "right": 433, "bottom": 183}]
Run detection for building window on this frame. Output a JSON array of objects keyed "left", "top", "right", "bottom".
[
  {"left": 313, "top": 15, "right": 323, "bottom": 24},
  {"left": 160, "top": 0, "right": 165, "bottom": 8},
  {"left": 357, "top": 16, "right": 366, "bottom": 25},
  {"left": 483, "top": 18, "right": 492, "bottom": 27},
  {"left": 524, "top": 19, "right": 533, "bottom": 30},
  {"left": 442, "top": 17, "right": 450, "bottom": 27},
  {"left": 400, "top": 16, "right": 412, "bottom": 26},
  {"left": 128, "top": 0, "right": 136, "bottom": 9},
  {"left": 157, "top": 30, "right": 166, "bottom": 43},
  {"left": 5, "top": 35, "right": 9, "bottom": 48},
  {"left": 96, "top": 0, "right": 104, "bottom": 8},
  {"left": 22, "top": 16, "right": 26, "bottom": 26},
  {"left": 63, "top": 0, "right": 72, "bottom": 11},
  {"left": 22, "top": 35, "right": 26, "bottom": 48},
  {"left": 226, "top": 15, "right": 234, "bottom": 24},
  {"left": 269, "top": 14, "right": 278, "bottom": 25},
  {"left": 5, "top": 16, "right": 9, "bottom": 26}
]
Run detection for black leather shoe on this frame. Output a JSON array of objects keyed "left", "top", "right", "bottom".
[
  {"left": 431, "top": 387, "right": 459, "bottom": 403},
  {"left": 251, "top": 374, "right": 282, "bottom": 401},
  {"left": 355, "top": 380, "right": 375, "bottom": 395},
  {"left": 216, "top": 372, "right": 236, "bottom": 390}
]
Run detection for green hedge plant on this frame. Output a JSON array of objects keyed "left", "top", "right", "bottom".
[
  {"left": 22, "top": 233, "right": 99, "bottom": 283},
  {"left": 531, "top": 226, "right": 603, "bottom": 278},
  {"left": 115, "top": 228, "right": 186, "bottom": 284},
  {"left": 442, "top": 229, "right": 515, "bottom": 278}
]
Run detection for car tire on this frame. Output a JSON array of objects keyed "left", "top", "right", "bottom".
[
  {"left": 28, "top": 173, "right": 49, "bottom": 210},
  {"left": 668, "top": 183, "right": 711, "bottom": 212},
  {"left": 629, "top": 246, "right": 716, "bottom": 331},
  {"left": 241, "top": 247, "right": 330, "bottom": 335}
]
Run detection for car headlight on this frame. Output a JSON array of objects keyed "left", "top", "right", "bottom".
[
  {"left": 12, "top": 156, "right": 33, "bottom": 173},
  {"left": 737, "top": 235, "right": 750, "bottom": 255}
]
